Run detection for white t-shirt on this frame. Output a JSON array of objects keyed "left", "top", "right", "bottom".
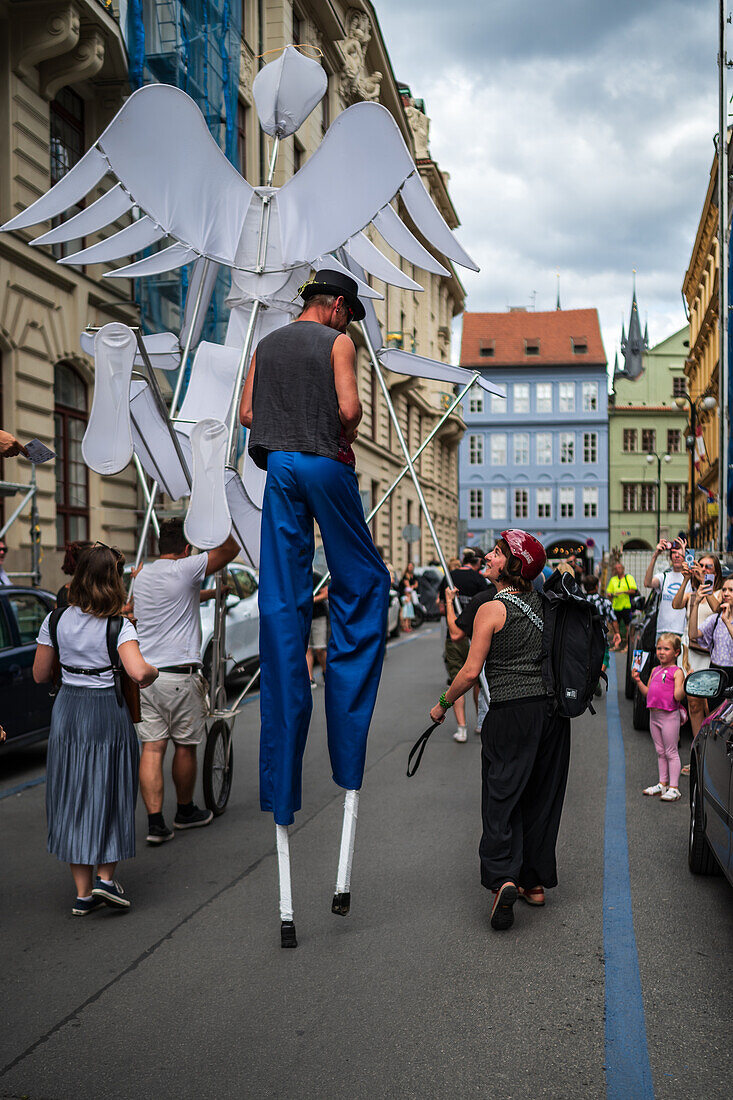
[
  {"left": 654, "top": 571, "right": 687, "bottom": 636},
  {"left": 37, "top": 605, "right": 137, "bottom": 688},
  {"left": 133, "top": 554, "right": 208, "bottom": 667}
]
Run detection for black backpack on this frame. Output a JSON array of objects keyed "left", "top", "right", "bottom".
[{"left": 503, "top": 569, "right": 607, "bottom": 718}]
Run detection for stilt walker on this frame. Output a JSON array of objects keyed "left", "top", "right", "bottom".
[{"left": 1, "top": 45, "right": 494, "bottom": 948}]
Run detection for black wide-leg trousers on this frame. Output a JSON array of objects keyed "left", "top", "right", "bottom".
[{"left": 479, "top": 695, "right": 571, "bottom": 892}]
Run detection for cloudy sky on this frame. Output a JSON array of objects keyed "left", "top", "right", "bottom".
[{"left": 376, "top": 0, "right": 719, "bottom": 369}]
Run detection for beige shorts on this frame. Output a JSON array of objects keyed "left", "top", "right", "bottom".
[{"left": 138, "top": 671, "right": 209, "bottom": 745}]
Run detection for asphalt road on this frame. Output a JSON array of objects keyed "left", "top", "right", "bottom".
[{"left": 1, "top": 632, "right": 731, "bottom": 1099}]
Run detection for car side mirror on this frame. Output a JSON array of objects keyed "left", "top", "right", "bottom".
[{"left": 684, "top": 668, "right": 728, "bottom": 698}]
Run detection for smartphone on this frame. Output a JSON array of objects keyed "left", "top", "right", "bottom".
[
  {"left": 632, "top": 650, "right": 643, "bottom": 674},
  {"left": 705, "top": 573, "right": 715, "bottom": 586},
  {"left": 662, "top": 540, "right": 673, "bottom": 550},
  {"left": 685, "top": 550, "right": 695, "bottom": 567}
]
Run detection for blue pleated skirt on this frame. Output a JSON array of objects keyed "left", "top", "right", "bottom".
[{"left": 46, "top": 685, "right": 139, "bottom": 865}]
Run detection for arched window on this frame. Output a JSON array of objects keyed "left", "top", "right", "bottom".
[{"left": 54, "top": 363, "right": 89, "bottom": 547}]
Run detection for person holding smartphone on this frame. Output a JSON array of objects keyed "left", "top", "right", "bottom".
[
  {"left": 643, "top": 539, "right": 687, "bottom": 641},
  {"left": 689, "top": 576, "right": 733, "bottom": 713}
]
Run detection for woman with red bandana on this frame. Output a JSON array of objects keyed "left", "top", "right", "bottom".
[{"left": 430, "top": 530, "right": 571, "bottom": 932}]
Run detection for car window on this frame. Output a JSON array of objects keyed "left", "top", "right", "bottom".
[
  {"left": 235, "top": 569, "right": 258, "bottom": 598},
  {"left": 0, "top": 603, "right": 13, "bottom": 650},
  {"left": 7, "top": 593, "right": 48, "bottom": 646}
]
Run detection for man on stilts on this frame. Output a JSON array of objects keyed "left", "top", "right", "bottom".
[{"left": 239, "top": 269, "right": 391, "bottom": 947}]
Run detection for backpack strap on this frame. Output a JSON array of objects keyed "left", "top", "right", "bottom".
[
  {"left": 497, "top": 591, "right": 543, "bottom": 632},
  {"left": 48, "top": 606, "right": 67, "bottom": 654},
  {"left": 106, "top": 616, "right": 125, "bottom": 708}
]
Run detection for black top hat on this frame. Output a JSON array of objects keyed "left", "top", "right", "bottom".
[{"left": 300, "top": 268, "right": 366, "bottom": 322}]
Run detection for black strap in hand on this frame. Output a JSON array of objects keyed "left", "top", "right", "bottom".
[{"left": 406, "top": 722, "right": 441, "bottom": 777}]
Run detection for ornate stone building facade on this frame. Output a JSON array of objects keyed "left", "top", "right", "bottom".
[
  {"left": 0, "top": 0, "right": 467, "bottom": 587},
  {"left": 682, "top": 146, "right": 724, "bottom": 548},
  {"left": 0, "top": 0, "right": 138, "bottom": 588}
]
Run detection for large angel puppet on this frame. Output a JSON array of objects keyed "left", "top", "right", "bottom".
[{"left": 2, "top": 46, "right": 500, "bottom": 947}]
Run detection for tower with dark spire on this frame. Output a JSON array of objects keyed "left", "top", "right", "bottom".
[{"left": 615, "top": 272, "right": 650, "bottom": 381}]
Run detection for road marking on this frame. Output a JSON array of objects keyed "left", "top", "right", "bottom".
[
  {"left": 387, "top": 625, "right": 438, "bottom": 650},
  {"left": 0, "top": 775, "right": 46, "bottom": 801},
  {"left": 604, "top": 658, "right": 655, "bottom": 1098}
]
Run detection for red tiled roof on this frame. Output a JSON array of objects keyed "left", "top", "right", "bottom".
[{"left": 460, "top": 308, "right": 606, "bottom": 367}]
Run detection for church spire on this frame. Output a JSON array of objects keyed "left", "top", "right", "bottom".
[
  {"left": 556, "top": 272, "right": 561, "bottom": 310},
  {"left": 617, "top": 272, "right": 645, "bottom": 380}
]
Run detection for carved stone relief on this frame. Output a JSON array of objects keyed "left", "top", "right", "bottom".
[{"left": 335, "top": 9, "right": 382, "bottom": 104}]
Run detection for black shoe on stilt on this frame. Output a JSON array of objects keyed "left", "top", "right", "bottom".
[
  {"left": 281, "top": 920, "right": 297, "bottom": 948},
  {"left": 332, "top": 891, "right": 351, "bottom": 916}
]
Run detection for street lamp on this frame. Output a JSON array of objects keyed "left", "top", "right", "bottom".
[
  {"left": 646, "top": 451, "right": 672, "bottom": 545},
  {"left": 675, "top": 393, "right": 718, "bottom": 547}
]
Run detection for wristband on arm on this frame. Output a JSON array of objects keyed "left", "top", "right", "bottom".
[{"left": 439, "top": 691, "right": 452, "bottom": 710}]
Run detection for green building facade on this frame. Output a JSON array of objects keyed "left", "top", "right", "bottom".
[{"left": 609, "top": 300, "right": 689, "bottom": 551}]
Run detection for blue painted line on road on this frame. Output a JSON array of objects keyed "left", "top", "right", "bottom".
[
  {"left": 603, "top": 658, "right": 654, "bottom": 1099},
  {"left": 0, "top": 775, "right": 46, "bottom": 801}
]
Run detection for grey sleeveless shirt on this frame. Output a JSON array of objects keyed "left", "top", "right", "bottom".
[
  {"left": 484, "top": 590, "right": 547, "bottom": 704},
  {"left": 248, "top": 320, "right": 341, "bottom": 470}
]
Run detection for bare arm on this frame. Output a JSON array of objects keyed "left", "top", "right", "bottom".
[
  {"left": 444, "top": 586, "right": 465, "bottom": 642},
  {"left": 644, "top": 545, "right": 663, "bottom": 589},
  {"left": 332, "top": 333, "right": 362, "bottom": 440},
  {"left": 238, "top": 351, "right": 256, "bottom": 428},
  {"left": 671, "top": 574, "right": 690, "bottom": 610},
  {"left": 688, "top": 588, "right": 705, "bottom": 643},
  {"left": 673, "top": 667, "right": 686, "bottom": 704},
  {"left": 118, "top": 639, "right": 158, "bottom": 687},
  {"left": 33, "top": 643, "right": 56, "bottom": 683},
  {"left": 0, "top": 430, "right": 28, "bottom": 458},
  {"left": 430, "top": 601, "right": 506, "bottom": 721},
  {"left": 204, "top": 535, "right": 239, "bottom": 576}
]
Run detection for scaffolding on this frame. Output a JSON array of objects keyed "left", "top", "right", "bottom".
[
  {"left": 0, "top": 468, "right": 42, "bottom": 586},
  {"left": 126, "top": 1, "right": 241, "bottom": 344}
]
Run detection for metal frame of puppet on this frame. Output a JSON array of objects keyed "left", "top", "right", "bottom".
[{"left": 1, "top": 46, "right": 502, "bottom": 947}]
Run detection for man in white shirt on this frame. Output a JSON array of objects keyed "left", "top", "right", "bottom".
[
  {"left": 133, "top": 518, "right": 239, "bottom": 844},
  {"left": 643, "top": 538, "right": 687, "bottom": 639}
]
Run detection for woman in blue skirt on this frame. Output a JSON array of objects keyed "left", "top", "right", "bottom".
[{"left": 33, "top": 544, "right": 158, "bottom": 915}]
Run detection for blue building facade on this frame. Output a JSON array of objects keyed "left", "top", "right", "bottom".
[{"left": 458, "top": 310, "right": 610, "bottom": 566}]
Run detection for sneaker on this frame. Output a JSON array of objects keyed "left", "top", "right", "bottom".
[
  {"left": 310, "top": 678, "right": 317, "bottom": 689},
  {"left": 660, "top": 786, "right": 682, "bottom": 802},
  {"left": 91, "top": 877, "right": 130, "bottom": 909},
  {"left": 453, "top": 726, "right": 468, "bottom": 743},
  {"left": 146, "top": 821, "right": 175, "bottom": 845},
  {"left": 174, "top": 804, "right": 214, "bottom": 830},
  {"left": 642, "top": 782, "right": 668, "bottom": 797},
  {"left": 71, "top": 895, "right": 105, "bottom": 916},
  {"left": 594, "top": 682, "right": 603, "bottom": 697},
  {"left": 490, "top": 881, "right": 518, "bottom": 930}
]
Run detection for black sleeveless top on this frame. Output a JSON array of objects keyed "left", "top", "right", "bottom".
[{"left": 248, "top": 320, "right": 342, "bottom": 470}]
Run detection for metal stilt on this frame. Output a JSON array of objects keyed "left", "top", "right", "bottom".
[{"left": 332, "top": 789, "right": 359, "bottom": 916}]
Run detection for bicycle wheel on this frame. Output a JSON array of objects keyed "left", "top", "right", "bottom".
[{"left": 203, "top": 719, "right": 234, "bottom": 815}]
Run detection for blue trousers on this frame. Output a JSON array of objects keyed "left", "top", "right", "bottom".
[{"left": 258, "top": 451, "right": 391, "bottom": 825}]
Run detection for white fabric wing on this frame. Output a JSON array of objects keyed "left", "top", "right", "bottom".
[
  {"left": 82, "top": 324, "right": 136, "bottom": 475},
  {"left": 180, "top": 258, "right": 221, "bottom": 350},
  {"left": 104, "top": 243, "right": 198, "bottom": 279},
  {"left": 185, "top": 419, "right": 231, "bottom": 550},
  {"left": 81, "top": 330, "right": 180, "bottom": 373},
  {"left": 277, "top": 103, "right": 416, "bottom": 264},
  {"left": 130, "top": 379, "right": 190, "bottom": 500},
  {"left": 0, "top": 146, "right": 108, "bottom": 231},
  {"left": 371, "top": 204, "right": 449, "bottom": 277},
  {"left": 253, "top": 45, "right": 327, "bottom": 138},
  {"left": 378, "top": 348, "right": 505, "bottom": 397},
  {"left": 225, "top": 468, "right": 261, "bottom": 568},
  {"left": 345, "top": 232, "right": 423, "bottom": 291},
  {"left": 398, "top": 173, "right": 479, "bottom": 272},
  {"left": 31, "top": 184, "right": 133, "bottom": 246},
  {"left": 59, "top": 215, "right": 165, "bottom": 266},
  {"left": 176, "top": 342, "right": 243, "bottom": 437}
]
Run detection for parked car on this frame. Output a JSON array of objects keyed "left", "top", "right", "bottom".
[
  {"left": 685, "top": 668, "right": 733, "bottom": 886},
  {"left": 127, "top": 561, "right": 260, "bottom": 685},
  {"left": 414, "top": 566, "right": 443, "bottom": 621},
  {"left": 0, "top": 586, "right": 56, "bottom": 751},
  {"left": 625, "top": 589, "right": 661, "bottom": 728}
]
